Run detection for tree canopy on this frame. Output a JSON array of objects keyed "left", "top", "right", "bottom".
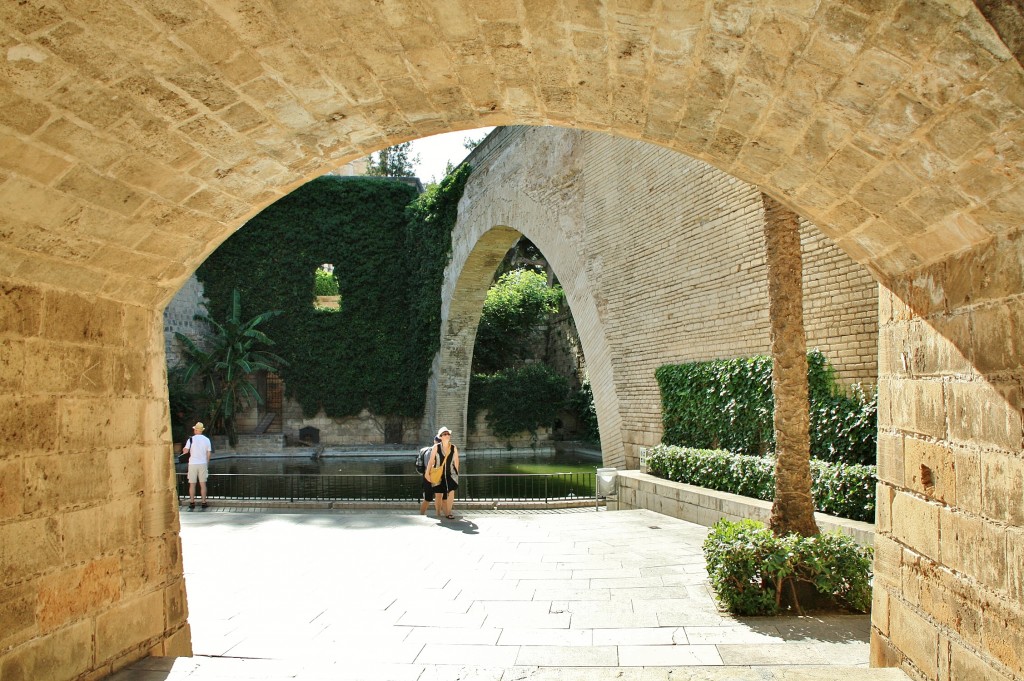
[{"left": 364, "top": 142, "right": 419, "bottom": 177}]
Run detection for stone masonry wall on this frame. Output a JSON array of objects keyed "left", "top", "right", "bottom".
[
  {"left": 870, "top": 233, "right": 1024, "bottom": 681},
  {"left": 163, "top": 274, "right": 209, "bottom": 369},
  {"left": 0, "top": 282, "right": 190, "bottom": 680}
]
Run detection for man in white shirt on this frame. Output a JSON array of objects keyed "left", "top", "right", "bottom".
[{"left": 182, "top": 422, "right": 214, "bottom": 510}]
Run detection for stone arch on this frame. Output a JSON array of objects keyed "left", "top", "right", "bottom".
[
  {"left": 429, "top": 130, "right": 624, "bottom": 466},
  {"left": 2, "top": 3, "right": 1023, "bottom": 681}
]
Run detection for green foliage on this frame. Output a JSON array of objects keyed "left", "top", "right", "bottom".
[
  {"left": 646, "top": 444, "right": 877, "bottom": 522},
  {"left": 167, "top": 366, "right": 202, "bottom": 445},
  {"left": 174, "top": 289, "right": 287, "bottom": 445},
  {"left": 314, "top": 267, "right": 340, "bottom": 297},
  {"left": 810, "top": 383, "right": 878, "bottom": 465},
  {"left": 656, "top": 350, "right": 877, "bottom": 464},
  {"left": 567, "top": 380, "right": 600, "bottom": 444},
  {"left": 364, "top": 141, "right": 419, "bottom": 177},
  {"left": 656, "top": 355, "right": 774, "bottom": 455},
  {"left": 703, "top": 519, "right": 873, "bottom": 615},
  {"left": 469, "top": 364, "right": 570, "bottom": 440},
  {"left": 473, "top": 269, "right": 565, "bottom": 374},
  {"left": 195, "top": 170, "right": 470, "bottom": 426}
]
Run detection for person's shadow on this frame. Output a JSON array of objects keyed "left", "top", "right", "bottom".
[{"left": 439, "top": 517, "right": 479, "bottom": 534}]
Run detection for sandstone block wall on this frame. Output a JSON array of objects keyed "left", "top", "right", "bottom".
[
  {"left": 871, "top": 233, "right": 1024, "bottom": 681},
  {"left": 0, "top": 283, "right": 190, "bottom": 679}
]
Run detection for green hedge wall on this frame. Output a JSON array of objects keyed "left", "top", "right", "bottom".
[
  {"left": 195, "top": 167, "right": 470, "bottom": 420},
  {"left": 655, "top": 350, "right": 877, "bottom": 465},
  {"left": 646, "top": 444, "right": 876, "bottom": 522},
  {"left": 468, "top": 364, "right": 570, "bottom": 439}
]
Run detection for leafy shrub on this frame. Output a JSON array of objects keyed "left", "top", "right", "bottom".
[
  {"left": 656, "top": 355, "right": 774, "bottom": 455},
  {"left": 473, "top": 269, "right": 564, "bottom": 374},
  {"left": 314, "top": 267, "right": 340, "bottom": 296},
  {"left": 703, "top": 518, "right": 873, "bottom": 615},
  {"left": 646, "top": 444, "right": 876, "bottom": 522},
  {"left": 656, "top": 350, "right": 877, "bottom": 464},
  {"left": 567, "top": 379, "right": 600, "bottom": 444},
  {"left": 809, "top": 383, "right": 877, "bottom": 465},
  {"left": 469, "top": 364, "right": 569, "bottom": 440}
]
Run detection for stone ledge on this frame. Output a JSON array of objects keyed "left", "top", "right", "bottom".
[{"left": 613, "top": 470, "right": 875, "bottom": 546}]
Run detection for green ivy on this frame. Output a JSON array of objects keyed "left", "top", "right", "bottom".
[
  {"left": 567, "top": 380, "right": 600, "bottom": 444},
  {"left": 195, "top": 168, "right": 470, "bottom": 424},
  {"left": 703, "top": 518, "right": 873, "bottom": 615},
  {"left": 468, "top": 364, "right": 569, "bottom": 440},
  {"left": 656, "top": 350, "right": 877, "bottom": 464},
  {"left": 646, "top": 444, "right": 876, "bottom": 522}
]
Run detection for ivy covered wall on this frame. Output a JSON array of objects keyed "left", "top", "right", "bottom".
[{"left": 194, "top": 168, "right": 470, "bottom": 424}]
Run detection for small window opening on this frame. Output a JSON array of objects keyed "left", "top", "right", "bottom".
[{"left": 314, "top": 264, "right": 341, "bottom": 311}]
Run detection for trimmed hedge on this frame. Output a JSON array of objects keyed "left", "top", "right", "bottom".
[
  {"left": 703, "top": 518, "right": 873, "bottom": 615},
  {"left": 646, "top": 444, "right": 876, "bottom": 522},
  {"left": 468, "top": 364, "right": 570, "bottom": 439},
  {"left": 655, "top": 350, "right": 877, "bottom": 465}
]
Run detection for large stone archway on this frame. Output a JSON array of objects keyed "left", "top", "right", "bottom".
[{"left": 2, "top": 3, "right": 1023, "bottom": 680}]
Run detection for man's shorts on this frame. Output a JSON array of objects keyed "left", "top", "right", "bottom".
[
  {"left": 187, "top": 463, "right": 209, "bottom": 483},
  {"left": 421, "top": 477, "right": 434, "bottom": 501}
]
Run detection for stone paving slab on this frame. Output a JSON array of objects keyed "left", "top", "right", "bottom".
[{"left": 109, "top": 508, "right": 908, "bottom": 681}]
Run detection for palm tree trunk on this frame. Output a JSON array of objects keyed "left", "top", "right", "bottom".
[{"left": 761, "top": 193, "right": 819, "bottom": 538}]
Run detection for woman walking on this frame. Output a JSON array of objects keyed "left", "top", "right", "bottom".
[{"left": 426, "top": 426, "right": 460, "bottom": 519}]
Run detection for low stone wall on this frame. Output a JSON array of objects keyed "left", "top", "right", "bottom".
[
  {"left": 465, "top": 410, "right": 553, "bottom": 449},
  {"left": 612, "top": 469, "right": 874, "bottom": 547}
]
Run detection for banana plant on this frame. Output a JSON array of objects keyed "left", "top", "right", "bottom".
[{"left": 175, "top": 288, "right": 287, "bottom": 445}]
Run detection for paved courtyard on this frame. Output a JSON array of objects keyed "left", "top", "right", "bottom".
[{"left": 111, "top": 508, "right": 906, "bottom": 681}]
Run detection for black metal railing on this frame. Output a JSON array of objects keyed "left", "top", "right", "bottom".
[{"left": 175, "top": 472, "right": 596, "bottom": 503}]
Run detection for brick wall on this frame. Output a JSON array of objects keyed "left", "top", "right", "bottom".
[{"left": 163, "top": 274, "right": 209, "bottom": 369}]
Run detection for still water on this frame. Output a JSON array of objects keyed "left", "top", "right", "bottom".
[{"left": 191, "top": 448, "right": 602, "bottom": 476}]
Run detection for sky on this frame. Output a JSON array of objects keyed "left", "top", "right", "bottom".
[{"left": 409, "top": 127, "right": 495, "bottom": 185}]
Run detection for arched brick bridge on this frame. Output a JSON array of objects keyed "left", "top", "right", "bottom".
[{"left": 427, "top": 125, "right": 879, "bottom": 469}]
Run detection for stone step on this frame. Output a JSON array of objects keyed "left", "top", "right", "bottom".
[{"left": 113, "top": 655, "right": 911, "bottom": 681}]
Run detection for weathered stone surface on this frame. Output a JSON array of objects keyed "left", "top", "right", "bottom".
[
  {"left": 890, "top": 491, "right": 940, "bottom": 562},
  {"left": 25, "top": 451, "right": 110, "bottom": 513},
  {"left": 938, "top": 508, "right": 1007, "bottom": 594},
  {"left": 36, "top": 555, "right": 121, "bottom": 632},
  {"left": 95, "top": 590, "right": 165, "bottom": 664},
  {"left": 889, "top": 596, "right": 939, "bottom": 680},
  {"left": 0, "top": 620, "right": 93, "bottom": 681},
  {"left": 0, "top": 582, "right": 37, "bottom": 652},
  {"left": 0, "top": 517, "right": 60, "bottom": 584},
  {"left": 903, "top": 437, "right": 955, "bottom": 504}
]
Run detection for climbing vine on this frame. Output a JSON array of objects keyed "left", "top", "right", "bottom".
[{"left": 195, "top": 166, "right": 471, "bottom": 422}]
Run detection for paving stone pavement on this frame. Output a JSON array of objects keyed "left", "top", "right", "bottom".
[{"left": 111, "top": 508, "right": 907, "bottom": 681}]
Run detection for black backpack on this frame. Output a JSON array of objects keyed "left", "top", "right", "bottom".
[
  {"left": 414, "top": 445, "right": 433, "bottom": 474},
  {"left": 177, "top": 436, "right": 192, "bottom": 463}
]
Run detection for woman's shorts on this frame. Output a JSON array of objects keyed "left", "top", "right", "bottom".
[{"left": 187, "top": 463, "right": 209, "bottom": 483}]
